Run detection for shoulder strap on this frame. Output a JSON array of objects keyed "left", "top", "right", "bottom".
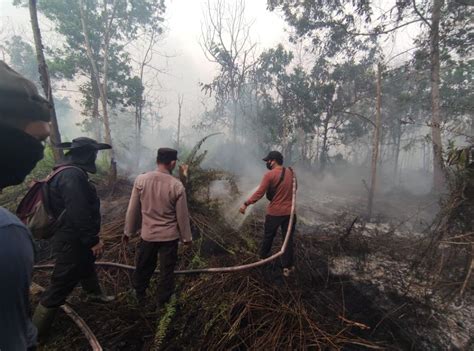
[
  {"left": 45, "top": 165, "right": 84, "bottom": 183},
  {"left": 275, "top": 167, "right": 286, "bottom": 189}
]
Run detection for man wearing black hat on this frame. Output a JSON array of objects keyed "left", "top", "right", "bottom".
[
  {"left": 0, "top": 61, "right": 52, "bottom": 350},
  {"left": 239, "top": 151, "right": 297, "bottom": 277},
  {"left": 124, "top": 148, "right": 192, "bottom": 307},
  {"left": 32, "top": 137, "right": 114, "bottom": 338}
]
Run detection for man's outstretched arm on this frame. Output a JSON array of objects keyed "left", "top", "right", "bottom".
[{"left": 240, "top": 173, "right": 271, "bottom": 213}]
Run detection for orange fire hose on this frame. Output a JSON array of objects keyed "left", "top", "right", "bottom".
[{"left": 35, "top": 173, "right": 296, "bottom": 275}]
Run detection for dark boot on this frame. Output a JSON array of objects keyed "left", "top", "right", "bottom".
[
  {"left": 32, "top": 303, "right": 58, "bottom": 339},
  {"left": 81, "top": 275, "right": 115, "bottom": 303},
  {"left": 83, "top": 293, "right": 115, "bottom": 303}
]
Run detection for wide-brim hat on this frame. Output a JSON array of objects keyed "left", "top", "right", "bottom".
[{"left": 55, "top": 137, "right": 112, "bottom": 150}]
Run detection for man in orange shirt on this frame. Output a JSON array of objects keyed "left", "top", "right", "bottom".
[{"left": 240, "top": 151, "right": 296, "bottom": 277}]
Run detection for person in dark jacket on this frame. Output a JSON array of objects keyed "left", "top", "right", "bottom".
[
  {"left": 32, "top": 137, "right": 114, "bottom": 338},
  {"left": 0, "top": 61, "right": 52, "bottom": 350}
]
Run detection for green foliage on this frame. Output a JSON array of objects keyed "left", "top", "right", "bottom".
[
  {"left": 185, "top": 133, "right": 223, "bottom": 167},
  {"left": 2, "top": 35, "right": 39, "bottom": 85},
  {"left": 26, "top": 0, "right": 166, "bottom": 137},
  {"left": 266, "top": 0, "right": 473, "bottom": 168},
  {"left": 189, "top": 239, "right": 207, "bottom": 269},
  {"left": 447, "top": 143, "right": 473, "bottom": 171},
  {"left": 183, "top": 133, "right": 239, "bottom": 210},
  {"left": 152, "top": 295, "right": 177, "bottom": 350},
  {"left": 94, "top": 152, "right": 112, "bottom": 177},
  {"left": 267, "top": 0, "right": 376, "bottom": 59}
]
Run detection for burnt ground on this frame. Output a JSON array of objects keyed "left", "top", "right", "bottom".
[{"left": 30, "top": 177, "right": 473, "bottom": 350}]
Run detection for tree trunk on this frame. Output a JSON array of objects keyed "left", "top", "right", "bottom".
[
  {"left": 430, "top": 0, "right": 446, "bottom": 192},
  {"left": 320, "top": 116, "right": 330, "bottom": 172},
  {"left": 91, "top": 74, "right": 101, "bottom": 141},
  {"left": 232, "top": 96, "right": 238, "bottom": 145},
  {"left": 469, "top": 111, "right": 474, "bottom": 142},
  {"left": 393, "top": 130, "right": 401, "bottom": 185},
  {"left": 79, "top": 0, "right": 116, "bottom": 181},
  {"left": 100, "top": 1, "right": 117, "bottom": 182},
  {"left": 315, "top": 129, "right": 320, "bottom": 167},
  {"left": 368, "top": 63, "right": 382, "bottom": 218},
  {"left": 133, "top": 63, "right": 145, "bottom": 171},
  {"left": 177, "top": 94, "right": 183, "bottom": 149},
  {"left": 28, "top": 0, "right": 63, "bottom": 162}
]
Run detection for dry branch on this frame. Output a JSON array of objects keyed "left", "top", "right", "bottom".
[{"left": 31, "top": 282, "right": 103, "bottom": 351}]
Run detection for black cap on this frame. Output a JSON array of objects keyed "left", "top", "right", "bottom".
[
  {"left": 0, "top": 61, "right": 51, "bottom": 122},
  {"left": 55, "top": 137, "right": 112, "bottom": 150},
  {"left": 263, "top": 150, "right": 283, "bottom": 163},
  {"left": 157, "top": 148, "right": 178, "bottom": 163}
]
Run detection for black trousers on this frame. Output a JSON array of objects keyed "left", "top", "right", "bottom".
[
  {"left": 133, "top": 239, "right": 179, "bottom": 305},
  {"left": 41, "top": 240, "right": 101, "bottom": 308},
  {"left": 260, "top": 215, "right": 296, "bottom": 268}
]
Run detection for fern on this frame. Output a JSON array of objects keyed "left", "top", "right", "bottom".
[
  {"left": 185, "top": 132, "right": 222, "bottom": 165},
  {"left": 152, "top": 295, "right": 178, "bottom": 350}
]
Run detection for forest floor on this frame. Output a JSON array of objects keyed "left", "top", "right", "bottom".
[{"left": 22, "top": 175, "right": 474, "bottom": 350}]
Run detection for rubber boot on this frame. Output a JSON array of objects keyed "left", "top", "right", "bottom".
[
  {"left": 81, "top": 275, "right": 115, "bottom": 303},
  {"left": 32, "top": 303, "right": 58, "bottom": 339},
  {"left": 84, "top": 293, "right": 116, "bottom": 303}
]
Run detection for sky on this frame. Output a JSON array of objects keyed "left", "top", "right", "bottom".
[
  {"left": 147, "top": 0, "right": 288, "bottom": 129},
  {"left": 0, "top": 0, "right": 288, "bottom": 131}
]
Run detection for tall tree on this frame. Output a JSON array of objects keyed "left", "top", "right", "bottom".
[
  {"left": 368, "top": 63, "right": 382, "bottom": 217},
  {"left": 429, "top": 0, "right": 445, "bottom": 191},
  {"left": 20, "top": 0, "right": 167, "bottom": 176},
  {"left": 176, "top": 94, "right": 184, "bottom": 149},
  {"left": 3, "top": 36, "right": 38, "bottom": 84},
  {"left": 79, "top": 0, "right": 115, "bottom": 178},
  {"left": 268, "top": 0, "right": 473, "bottom": 190},
  {"left": 28, "top": 0, "right": 63, "bottom": 161},
  {"left": 201, "top": 0, "right": 257, "bottom": 143}
]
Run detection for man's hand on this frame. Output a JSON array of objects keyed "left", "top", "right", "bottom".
[
  {"left": 179, "top": 164, "right": 189, "bottom": 182},
  {"left": 179, "top": 241, "right": 192, "bottom": 256},
  {"left": 91, "top": 240, "right": 104, "bottom": 258},
  {"left": 239, "top": 204, "right": 247, "bottom": 215},
  {"left": 122, "top": 234, "right": 130, "bottom": 246}
]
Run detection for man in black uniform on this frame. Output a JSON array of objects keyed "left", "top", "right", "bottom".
[{"left": 33, "top": 137, "right": 114, "bottom": 338}]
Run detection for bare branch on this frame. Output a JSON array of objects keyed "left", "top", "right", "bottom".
[{"left": 413, "top": 0, "right": 432, "bottom": 29}]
